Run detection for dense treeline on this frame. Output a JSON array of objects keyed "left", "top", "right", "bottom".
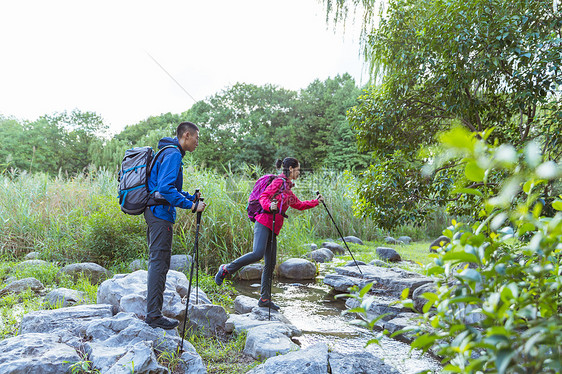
[
  {"left": 0, "top": 110, "right": 108, "bottom": 175},
  {"left": 0, "top": 74, "right": 368, "bottom": 176}
]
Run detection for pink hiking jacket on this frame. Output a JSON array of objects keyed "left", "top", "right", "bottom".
[{"left": 256, "top": 174, "right": 319, "bottom": 235}]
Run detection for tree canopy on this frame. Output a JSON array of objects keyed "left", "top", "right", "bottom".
[
  {"left": 324, "top": 0, "right": 562, "bottom": 228},
  {"left": 2, "top": 75, "right": 368, "bottom": 176}
]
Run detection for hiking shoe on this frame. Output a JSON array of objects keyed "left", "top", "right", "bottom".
[
  {"left": 145, "top": 316, "right": 179, "bottom": 330},
  {"left": 215, "top": 264, "right": 228, "bottom": 286},
  {"left": 258, "top": 298, "right": 280, "bottom": 311}
]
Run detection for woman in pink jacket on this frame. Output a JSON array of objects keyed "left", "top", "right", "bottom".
[{"left": 215, "top": 157, "right": 323, "bottom": 310}]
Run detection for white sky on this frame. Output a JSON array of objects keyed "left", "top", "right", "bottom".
[{"left": 0, "top": 0, "right": 366, "bottom": 134}]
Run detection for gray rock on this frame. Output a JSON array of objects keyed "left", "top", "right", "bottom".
[
  {"left": 170, "top": 254, "right": 191, "bottom": 272},
  {"left": 14, "top": 259, "right": 51, "bottom": 270},
  {"left": 369, "top": 259, "right": 390, "bottom": 267},
  {"left": 250, "top": 306, "right": 295, "bottom": 326},
  {"left": 236, "top": 263, "right": 263, "bottom": 280},
  {"left": 105, "top": 340, "right": 167, "bottom": 374},
  {"left": 333, "top": 265, "right": 434, "bottom": 298},
  {"left": 84, "top": 312, "right": 203, "bottom": 373},
  {"left": 429, "top": 235, "right": 450, "bottom": 252},
  {"left": 57, "top": 262, "right": 111, "bottom": 284},
  {"left": 306, "top": 248, "right": 334, "bottom": 263},
  {"left": 20, "top": 304, "right": 114, "bottom": 336},
  {"left": 178, "top": 350, "right": 207, "bottom": 374},
  {"left": 329, "top": 351, "right": 400, "bottom": 374},
  {"left": 376, "top": 247, "right": 402, "bottom": 262},
  {"left": 24, "top": 251, "right": 41, "bottom": 260},
  {"left": 0, "top": 333, "right": 80, "bottom": 374},
  {"left": 234, "top": 295, "right": 258, "bottom": 314},
  {"left": 398, "top": 236, "right": 412, "bottom": 244},
  {"left": 384, "top": 236, "right": 399, "bottom": 244},
  {"left": 303, "top": 243, "right": 318, "bottom": 251},
  {"left": 97, "top": 270, "right": 209, "bottom": 321},
  {"left": 412, "top": 282, "right": 437, "bottom": 312},
  {"left": 278, "top": 258, "right": 316, "bottom": 280},
  {"left": 243, "top": 325, "right": 300, "bottom": 360},
  {"left": 0, "top": 277, "right": 45, "bottom": 296},
  {"left": 458, "top": 302, "right": 486, "bottom": 324},
  {"left": 225, "top": 310, "right": 301, "bottom": 337},
  {"left": 378, "top": 312, "right": 420, "bottom": 340},
  {"left": 340, "top": 236, "right": 364, "bottom": 245},
  {"left": 182, "top": 304, "right": 229, "bottom": 336},
  {"left": 44, "top": 288, "right": 86, "bottom": 308},
  {"left": 345, "top": 260, "right": 366, "bottom": 267},
  {"left": 247, "top": 343, "right": 328, "bottom": 374},
  {"left": 128, "top": 259, "right": 148, "bottom": 272},
  {"left": 321, "top": 242, "right": 345, "bottom": 255},
  {"left": 346, "top": 296, "right": 408, "bottom": 322},
  {"left": 323, "top": 274, "right": 371, "bottom": 293}
]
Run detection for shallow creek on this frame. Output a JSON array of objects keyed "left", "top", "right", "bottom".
[{"left": 231, "top": 261, "right": 442, "bottom": 374}]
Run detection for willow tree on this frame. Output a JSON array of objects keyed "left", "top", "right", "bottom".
[{"left": 324, "top": 0, "right": 562, "bottom": 228}]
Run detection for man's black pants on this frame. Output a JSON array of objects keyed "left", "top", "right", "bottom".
[{"left": 144, "top": 207, "right": 173, "bottom": 319}]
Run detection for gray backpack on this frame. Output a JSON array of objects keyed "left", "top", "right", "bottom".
[{"left": 117, "top": 145, "right": 177, "bottom": 215}]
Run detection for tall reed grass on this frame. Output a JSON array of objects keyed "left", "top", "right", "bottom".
[{"left": 0, "top": 165, "right": 384, "bottom": 270}]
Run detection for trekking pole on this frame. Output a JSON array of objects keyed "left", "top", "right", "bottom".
[
  {"left": 268, "top": 206, "right": 277, "bottom": 321},
  {"left": 316, "top": 191, "right": 363, "bottom": 276},
  {"left": 179, "top": 190, "right": 202, "bottom": 353}
]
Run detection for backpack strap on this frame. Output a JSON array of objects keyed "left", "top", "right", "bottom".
[
  {"left": 146, "top": 145, "right": 179, "bottom": 206},
  {"left": 272, "top": 177, "right": 289, "bottom": 217},
  {"left": 148, "top": 145, "right": 179, "bottom": 174}
]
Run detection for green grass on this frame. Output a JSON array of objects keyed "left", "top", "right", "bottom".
[
  {"left": 0, "top": 168, "right": 412, "bottom": 270},
  {"left": 187, "top": 330, "right": 260, "bottom": 374},
  {"left": 0, "top": 167, "right": 453, "bottom": 371},
  {"left": 313, "top": 239, "right": 435, "bottom": 274}
]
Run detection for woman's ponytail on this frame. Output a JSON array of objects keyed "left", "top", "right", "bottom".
[{"left": 277, "top": 157, "right": 299, "bottom": 178}]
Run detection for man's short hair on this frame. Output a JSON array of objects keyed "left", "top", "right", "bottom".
[{"left": 176, "top": 122, "right": 199, "bottom": 138}]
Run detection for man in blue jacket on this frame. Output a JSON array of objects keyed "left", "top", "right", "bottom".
[{"left": 144, "top": 121, "right": 206, "bottom": 329}]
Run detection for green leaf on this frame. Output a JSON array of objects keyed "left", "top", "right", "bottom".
[
  {"left": 496, "top": 348, "right": 515, "bottom": 374},
  {"left": 449, "top": 296, "right": 482, "bottom": 304},
  {"left": 517, "top": 222, "right": 535, "bottom": 235},
  {"left": 390, "top": 327, "right": 415, "bottom": 338},
  {"left": 427, "top": 265, "right": 444, "bottom": 275},
  {"left": 442, "top": 251, "right": 479, "bottom": 263},
  {"left": 365, "top": 337, "right": 381, "bottom": 347},
  {"left": 401, "top": 288, "right": 410, "bottom": 300},
  {"left": 358, "top": 283, "right": 374, "bottom": 298},
  {"left": 552, "top": 200, "right": 562, "bottom": 211},
  {"left": 465, "top": 161, "right": 485, "bottom": 182},
  {"left": 440, "top": 126, "right": 474, "bottom": 151},
  {"left": 452, "top": 187, "right": 483, "bottom": 197},
  {"left": 457, "top": 268, "right": 482, "bottom": 283},
  {"left": 411, "top": 334, "right": 438, "bottom": 350},
  {"left": 442, "top": 364, "right": 463, "bottom": 373}
]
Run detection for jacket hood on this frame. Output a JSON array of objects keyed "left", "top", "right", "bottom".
[{"left": 158, "top": 137, "right": 185, "bottom": 157}]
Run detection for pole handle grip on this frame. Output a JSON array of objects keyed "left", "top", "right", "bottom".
[{"left": 192, "top": 189, "right": 201, "bottom": 213}]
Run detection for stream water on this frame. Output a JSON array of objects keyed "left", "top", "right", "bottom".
[{"left": 232, "top": 261, "right": 442, "bottom": 374}]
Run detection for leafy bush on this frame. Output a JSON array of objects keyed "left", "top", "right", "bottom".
[
  {"left": 81, "top": 196, "right": 147, "bottom": 267},
  {"left": 349, "top": 127, "right": 562, "bottom": 373},
  {"left": 409, "top": 128, "right": 562, "bottom": 373}
]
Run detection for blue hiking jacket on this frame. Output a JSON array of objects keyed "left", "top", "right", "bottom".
[{"left": 147, "top": 137, "right": 196, "bottom": 223}]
